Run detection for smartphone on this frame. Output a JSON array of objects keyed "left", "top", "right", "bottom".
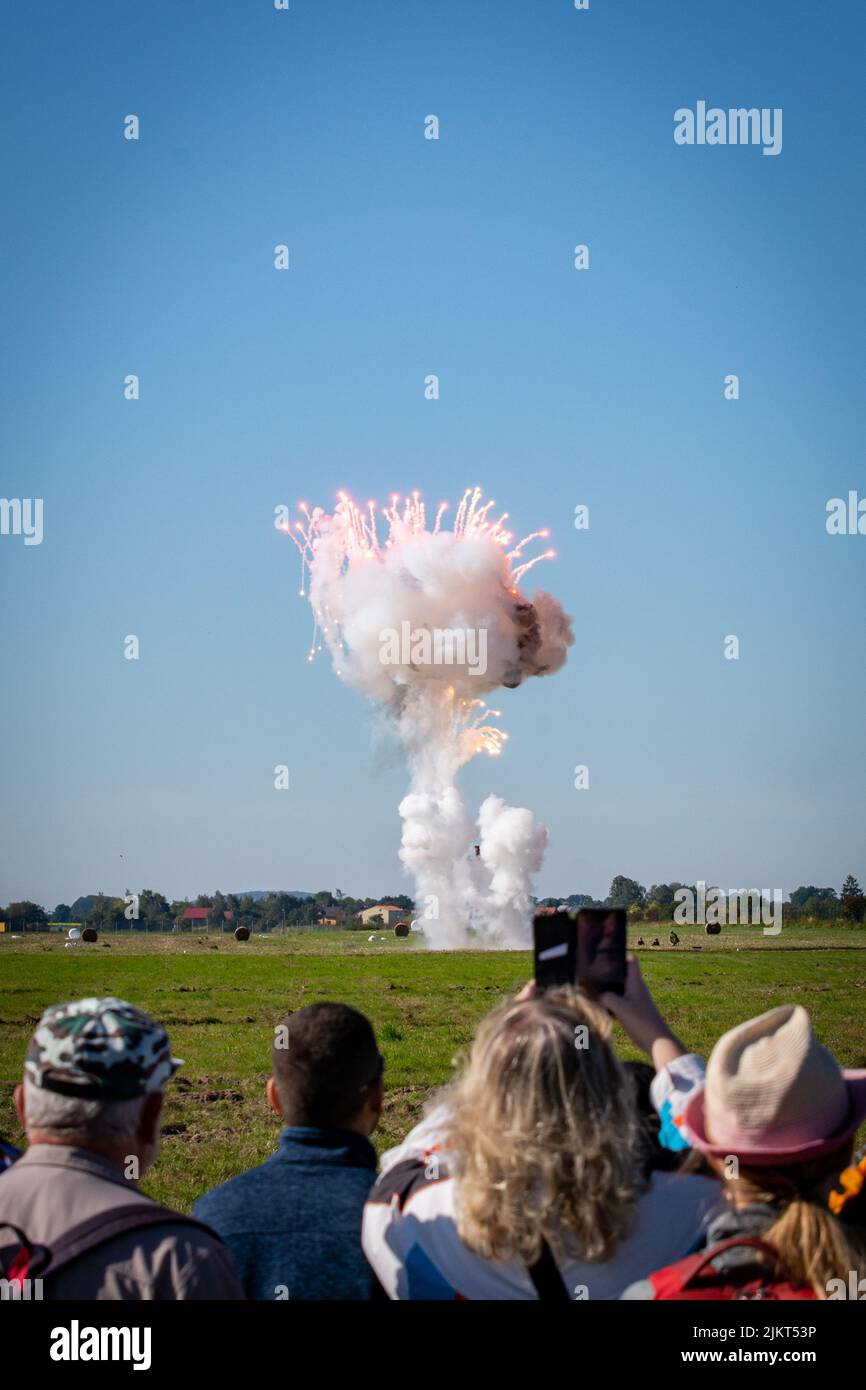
[
  {"left": 575, "top": 907, "right": 627, "bottom": 996},
  {"left": 533, "top": 909, "right": 576, "bottom": 989},
  {"left": 533, "top": 907, "right": 627, "bottom": 996}
]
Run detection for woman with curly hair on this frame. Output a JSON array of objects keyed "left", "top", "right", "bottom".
[{"left": 362, "top": 968, "right": 716, "bottom": 1299}]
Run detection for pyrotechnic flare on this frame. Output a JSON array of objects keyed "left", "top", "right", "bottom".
[{"left": 283, "top": 488, "right": 573, "bottom": 948}]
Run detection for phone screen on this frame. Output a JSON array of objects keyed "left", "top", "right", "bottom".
[
  {"left": 576, "top": 908, "right": 627, "bottom": 996},
  {"left": 533, "top": 910, "right": 576, "bottom": 989}
]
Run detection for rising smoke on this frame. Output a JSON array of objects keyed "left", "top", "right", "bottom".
[{"left": 286, "top": 489, "right": 574, "bottom": 948}]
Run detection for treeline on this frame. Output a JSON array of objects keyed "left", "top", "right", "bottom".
[
  {"left": 538, "top": 874, "right": 866, "bottom": 923},
  {"left": 3, "top": 875, "right": 864, "bottom": 934},
  {"left": 0, "top": 889, "right": 414, "bottom": 934}
]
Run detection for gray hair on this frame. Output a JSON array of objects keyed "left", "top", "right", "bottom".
[{"left": 23, "top": 1079, "right": 149, "bottom": 1146}]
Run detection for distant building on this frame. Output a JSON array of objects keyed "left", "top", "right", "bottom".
[
  {"left": 178, "top": 906, "right": 234, "bottom": 932},
  {"left": 182, "top": 907, "right": 211, "bottom": 923},
  {"left": 359, "top": 904, "right": 405, "bottom": 928},
  {"left": 318, "top": 908, "right": 347, "bottom": 927}
]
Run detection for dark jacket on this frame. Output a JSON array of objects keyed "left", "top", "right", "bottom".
[{"left": 192, "top": 1127, "right": 378, "bottom": 1301}]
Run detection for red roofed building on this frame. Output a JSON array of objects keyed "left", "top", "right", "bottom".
[{"left": 178, "top": 905, "right": 234, "bottom": 932}]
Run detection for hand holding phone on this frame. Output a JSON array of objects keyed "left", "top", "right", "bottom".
[{"left": 533, "top": 907, "right": 627, "bottom": 996}]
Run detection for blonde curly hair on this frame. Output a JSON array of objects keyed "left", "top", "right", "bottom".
[{"left": 444, "top": 986, "right": 646, "bottom": 1267}]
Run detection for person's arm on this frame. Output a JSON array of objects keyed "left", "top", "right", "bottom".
[{"left": 599, "top": 953, "right": 688, "bottom": 1072}]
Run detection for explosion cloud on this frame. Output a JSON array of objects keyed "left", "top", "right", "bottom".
[{"left": 285, "top": 488, "right": 574, "bottom": 948}]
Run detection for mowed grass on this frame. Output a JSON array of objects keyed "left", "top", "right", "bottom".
[{"left": 1, "top": 925, "right": 865, "bottom": 1211}]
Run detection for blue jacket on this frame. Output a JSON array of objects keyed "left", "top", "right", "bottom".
[{"left": 192, "top": 1127, "right": 378, "bottom": 1301}]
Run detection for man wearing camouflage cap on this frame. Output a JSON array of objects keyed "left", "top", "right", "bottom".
[{"left": 0, "top": 997, "right": 243, "bottom": 1299}]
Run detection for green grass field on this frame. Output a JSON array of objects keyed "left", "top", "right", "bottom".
[{"left": 2, "top": 924, "right": 865, "bottom": 1211}]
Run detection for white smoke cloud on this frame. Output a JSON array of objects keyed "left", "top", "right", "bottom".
[
  {"left": 473, "top": 796, "right": 549, "bottom": 946},
  {"left": 290, "top": 491, "right": 574, "bottom": 947}
]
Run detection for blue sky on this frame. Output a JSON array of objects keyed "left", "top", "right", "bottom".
[{"left": 1, "top": 0, "right": 864, "bottom": 909}]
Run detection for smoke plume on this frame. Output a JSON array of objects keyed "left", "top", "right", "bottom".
[{"left": 287, "top": 489, "right": 573, "bottom": 947}]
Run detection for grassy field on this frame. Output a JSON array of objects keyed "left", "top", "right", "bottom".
[{"left": 1, "top": 923, "right": 864, "bottom": 1211}]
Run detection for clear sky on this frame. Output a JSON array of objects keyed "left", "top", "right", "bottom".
[{"left": 1, "top": 0, "right": 864, "bottom": 910}]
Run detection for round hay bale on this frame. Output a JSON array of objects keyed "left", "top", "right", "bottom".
[
  {"left": 394, "top": 922, "right": 410, "bottom": 937},
  {"left": 234, "top": 925, "right": 250, "bottom": 942},
  {"left": 67, "top": 927, "right": 81, "bottom": 941},
  {"left": 81, "top": 928, "right": 98, "bottom": 943},
  {"left": 705, "top": 922, "right": 722, "bottom": 936}
]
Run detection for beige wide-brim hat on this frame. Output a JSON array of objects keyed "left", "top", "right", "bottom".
[{"left": 684, "top": 1004, "right": 866, "bottom": 1166}]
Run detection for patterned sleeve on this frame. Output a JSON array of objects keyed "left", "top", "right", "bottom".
[
  {"left": 649, "top": 1053, "right": 706, "bottom": 1152},
  {"left": 376, "top": 1102, "right": 453, "bottom": 1175}
]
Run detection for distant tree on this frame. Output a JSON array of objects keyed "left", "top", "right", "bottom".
[
  {"left": 646, "top": 884, "right": 672, "bottom": 911},
  {"left": 789, "top": 886, "right": 837, "bottom": 910},
  {"left": 139, "top": 890, "right": 171, "bottom": 927},
  {"left": 3, "top": 901, "right": 48, "bottom": 932},
  {"left": 211, "top": 891, "right": 229, "bottom": 924},
  {"left": 841, "top": 875, "right": 866, "bottom": 923},
  {"left": 606, "top": 876, "right": 646, "bottom": 909},
  {"left": 645, "top": 884, "right": 690, "bottom": 917},
  {"left": 84, "top": 895, "right": 125, "bottom": 931},
  {"left": 70, "top": 895, "right": 99, "bottom": 919},
  {"left": 222, "top": 893, "right": 258, "bottom": 933},
  {"left": 259, "top": 893, "right": 300, "bottom": 931},
  {"left": 52, "top": 903, "right": 73, "bottom": 923},
  {"left": 226, "top": 893, "right": 256, "bottom": 918}
]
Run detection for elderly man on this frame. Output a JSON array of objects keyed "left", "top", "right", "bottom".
[{"left": 0, "top": 996, "right": 242, "bottom": 1299}]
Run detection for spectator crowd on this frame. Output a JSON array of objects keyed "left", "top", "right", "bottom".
[{"left": 1, "top": 957, "right": 865, "bottom": 1301}]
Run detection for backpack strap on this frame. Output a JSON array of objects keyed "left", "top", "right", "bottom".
[
  {"left": 527, "top": 1238, "right": 572, "bottom": 1302},
  {"left": 0, "top": 1223, "right": 48, "bottom": 1283},
  {"left": 677, "top": 1236, "right": 783, "bottom": 1290},
  {"left": 4, "top": 1204, "right": 223, "bottom": 1283}
]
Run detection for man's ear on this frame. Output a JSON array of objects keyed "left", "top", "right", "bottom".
[
  {"left": 13, "top": 1083, "right": 25, "bottom": 1128},
  {"left": 266, "top": 1076, "right": 284, "bottom": 1117},
  {"left": 139, "top": 1091, "right": 164, "bottom": 1148},
  {"left": 368, "top": 1076, "right": 384, "bottom": 1121}
]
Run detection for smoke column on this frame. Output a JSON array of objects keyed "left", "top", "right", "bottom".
[{"left": 284, "top": 488, "right": 573, "bottom": 948}]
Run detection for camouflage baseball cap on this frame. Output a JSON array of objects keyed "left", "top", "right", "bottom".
[{"left": 24, "top": 997, "right": 182, "bottom": 1101}]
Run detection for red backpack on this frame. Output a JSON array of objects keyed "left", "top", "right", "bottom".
[{"left": 647, "top": 1236, "right": 817, "bottom": 1301}]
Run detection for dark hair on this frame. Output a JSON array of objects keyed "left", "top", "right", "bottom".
[{"left": 272, "top": 1002, "right": 382, "bottom": 1129}]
